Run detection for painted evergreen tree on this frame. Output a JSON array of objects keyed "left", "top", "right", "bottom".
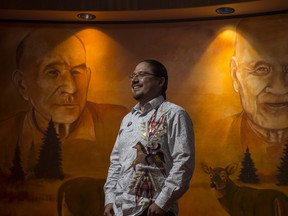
[
  {"left": 238, "top": 147, "right": 259, "bottom": 184},
  {"left": 27, "top": 142, "right": 36, "bottom": 175},
  {"left": 9, "top": 141, "right": 25, "bottom": 182},
  {"left": 276, "top": 142, "right": 288, "bottom": 185},
  {"left": 34, "top": 119, "right": 64, "bottom": 180}
]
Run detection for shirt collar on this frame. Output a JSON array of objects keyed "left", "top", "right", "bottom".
[{"left": 132, "top": 96, "right": 165, "bottom": 115}]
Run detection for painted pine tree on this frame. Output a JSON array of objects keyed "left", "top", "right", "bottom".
[
  {"left": 27, "top": 142, "right": 36, "bottom": 175},
  {"left": 238, "top": 147, "right": 259, "bottom": 184},
  {"left": 9, "top": 141, "right": 25, "bottom": 182},
  {"left": 34, "top": 119, "right": 64, "bottom": 180},
  {"left": 276, "top": 142, "right": 288, "bottom": 185}
]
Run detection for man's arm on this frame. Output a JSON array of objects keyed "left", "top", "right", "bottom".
[
  {"left": 103, "top": 128, "right": 122, "bottom": 208},
  {"left": 154, "top": 109, "right": 195, "bottom": 211}
]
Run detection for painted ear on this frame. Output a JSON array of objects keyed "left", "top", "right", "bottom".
[
  {"left": 86, "top": 66, "right": 91, "bottom": 81},
  {"left": 225, "top": 163, "right": 238, "bottom": 175},
  {"left": 230, "top": 56, "right": 240, "bottom": 93},
  {"left": 201, "top": 162, "right": 211, "bottom": 174},
  {"left": 12, "top": 69, "right": 29, "bottom": 100}
]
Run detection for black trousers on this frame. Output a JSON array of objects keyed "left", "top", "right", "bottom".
[{"left": 138, "top": 207, "right": 175, "bottom": 216}]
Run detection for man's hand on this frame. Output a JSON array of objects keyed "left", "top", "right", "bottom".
[
  {"left": 147, "top": 202, "right": 166, "bottom": 216},
  {"left": 104, "top": 203, "right": 114, "bottom": 216}
]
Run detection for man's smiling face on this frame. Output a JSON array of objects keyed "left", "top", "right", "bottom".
[{"left": 130, "top": 62, "right": 164, "bottom": 106}]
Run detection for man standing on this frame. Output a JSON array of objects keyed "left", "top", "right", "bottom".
[{"left": 104, "top": 60, "right": 195, "bottom": 216}]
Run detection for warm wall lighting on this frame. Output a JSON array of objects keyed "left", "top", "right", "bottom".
[
  {"left": 77, "top": 13, "right": 96, "bottom": 21},
  {"left": 216, "top": 7, "right": 235, "bottom": 15}
]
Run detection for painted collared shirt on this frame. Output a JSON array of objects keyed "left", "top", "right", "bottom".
[
  {"left": 0, "top": 101, "right": 127, "bottom": 178},
  {"left": 104, "top": 96, "right": 195, "bottom": 216}
]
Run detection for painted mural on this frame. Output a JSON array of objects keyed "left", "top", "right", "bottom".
[
  {"left": 0, "top": 27, "right": 129, "bottom": 215},
  {"left": 0, "top": 13, "right": 288, "bottom": 216}
]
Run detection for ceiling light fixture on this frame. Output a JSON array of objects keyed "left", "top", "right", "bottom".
[
  {"left": 77, "top": 13, "right": 96, "bottom": 21},
  {"left": 216, "top": 7, "right": 235, "bottom": 15}
]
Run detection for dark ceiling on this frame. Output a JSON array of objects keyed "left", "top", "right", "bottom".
[
  {"left": 0, "top": 0, "right": 252, "bottom": 11},
  {"left": 0, "top": 0, "right": 287, "bottom": 22}
]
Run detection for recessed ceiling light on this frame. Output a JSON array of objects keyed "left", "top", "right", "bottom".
[
  {"left": 77, "top": 13, "right": 96, "bottom": 21},
  {"left": 216, "top": 7, "right": 235, "bottom": 15}
]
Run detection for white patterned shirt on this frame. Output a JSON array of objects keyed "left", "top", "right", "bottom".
[{"left": 104, "top": 96, "right": 195, "bottom": 216}]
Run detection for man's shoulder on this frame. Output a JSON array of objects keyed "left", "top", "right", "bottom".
[
  {"left": 0, "top": 111, "right": 27, "bottom": 127},
  {"left": 85, "top": 101, "right": 129, "bottom": 120},
  {"left": 206, "top": 112, "right": 243, "bottom": 141},
  {"left": 86, "top": 101, "right": 128, "bottom": 113},
  {"left": 215, "top": 112, "right": 243, "bottom": 127},
  {"left": 162, "top": 100, "right": 188, "bottom": 114},
  {"left": 0, "top": 111, "right": 27, "bottom": 138}
]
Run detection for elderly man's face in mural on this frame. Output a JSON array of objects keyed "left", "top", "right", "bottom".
[
  {"left": 231, "top": 21, "right": 288, "bottom": 130},
  {"left": 13, "top": 29, "right": 91, "bottom": 126}
]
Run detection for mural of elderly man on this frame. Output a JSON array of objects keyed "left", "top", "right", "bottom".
[
  {"left": 0, "top": 28, "right": 128, "bottom": 179},
  {"left": 208, "top": 15, "right": 288, "bottom": 182}
]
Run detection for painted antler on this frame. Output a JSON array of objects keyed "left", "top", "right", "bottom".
[{"left": 201, "top": 162, "right": 288, "bottom": 216}]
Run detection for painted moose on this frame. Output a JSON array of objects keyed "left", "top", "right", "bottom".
[{"left": 201, "top": 162, "right": 288, "bottom": 216}]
